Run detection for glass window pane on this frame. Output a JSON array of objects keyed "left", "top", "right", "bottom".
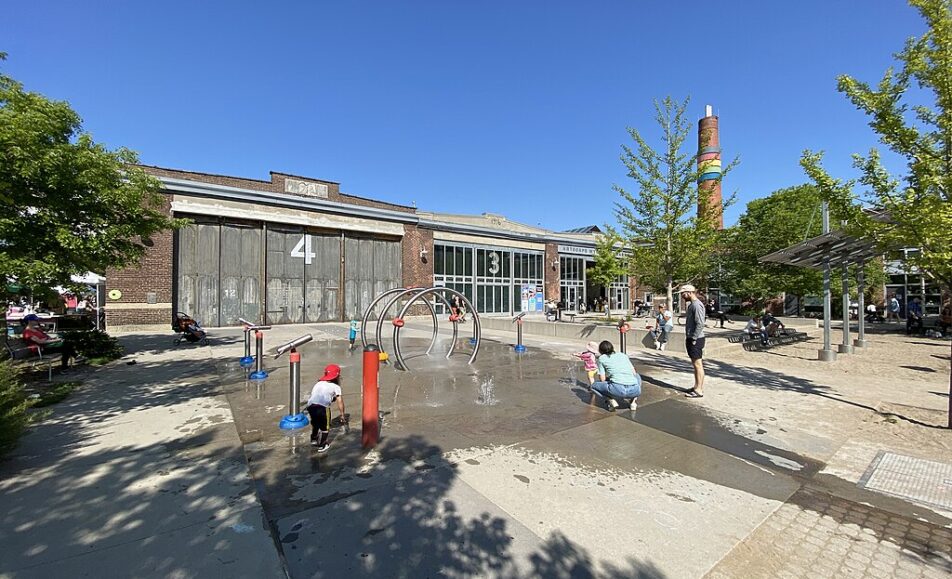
[
  {"left": 455, "top": 247, "right": 463, "bottom": 275},
  {"left": 464, "top": 248, "right": 472, "bottom": 276},
  {"left": 435, "top": 245, "right": 444, "bottom": 275},
  {"left": 503, "top": 252, "right": 511, "bottom": 278}
]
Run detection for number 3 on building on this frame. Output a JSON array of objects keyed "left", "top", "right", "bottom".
[
  {"left": 291, "top": 235, "right": 316, "bottom": 265},
  {"left": 488, "top": 252, "right": 500, "bottom": 275}
]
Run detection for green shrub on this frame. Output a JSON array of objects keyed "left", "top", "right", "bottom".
[
  {"left": 61, "top": 329, "right": 123, "bottom": 362},
  {"left": 0, "top": 361, "right": 32, "bottom": 457},
  {"left": 32, "top": 381, "right": 78, "bottom": 408}
]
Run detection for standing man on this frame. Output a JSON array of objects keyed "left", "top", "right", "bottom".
[
  {"left": 680, "top": 284, "right": 706, "bottom": 398},
  {"left": 886, "top": 294, "right": 901, "bottom": 323}
]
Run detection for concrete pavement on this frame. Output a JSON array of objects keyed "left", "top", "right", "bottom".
[{"left": 1, "top": 317, "right": 949, "bottom": 578}]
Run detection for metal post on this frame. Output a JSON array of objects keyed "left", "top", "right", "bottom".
[
  {"left": 819, "top": 202, "right": 836, "bottom": 362},
  {"left": 838, "top": 263, "right": 853, "bottom": 354},
  {"left": 855, "top": 263, "right": 867, "bottom": 348},
  {"left": 249, "top": 330, "right": 269, "bottom": 380},
  {"left": 362, "top": 344, "right": 380, "bottom": 449},
  {"left": 515, "top": 319, "right": 526, "bottom": 353},
  {"left": 240, "top": 327, "right": 254, "bottom": 367},
  {"left": 278, "top": 348, "right": 309, "bottom": 430},
  {"left": 618, "top": 321, "right": 630, "bottom": 354}
]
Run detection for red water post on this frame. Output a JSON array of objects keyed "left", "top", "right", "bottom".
[{"left": 362, "top": 344, "right": 380, "bottom": 448}]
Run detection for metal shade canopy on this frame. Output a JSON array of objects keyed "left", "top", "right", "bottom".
[{"left": 759, "top": 230, "right": 880, "bottom": 270}]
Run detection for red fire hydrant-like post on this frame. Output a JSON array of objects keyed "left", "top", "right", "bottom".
[
  {"left": 618, "top": 320, "right": 630, "bottom": 354},
  {"left": 362, "top": 344, "right": 380, "bottom": 449}
]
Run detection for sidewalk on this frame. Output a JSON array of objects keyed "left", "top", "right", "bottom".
[{"left": 0, "top": 333, "right": 285, "bottom": 578}]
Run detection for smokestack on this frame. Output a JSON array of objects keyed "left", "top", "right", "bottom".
[{"left": 697, "top": 104, "right": 723, "bottom": 229}]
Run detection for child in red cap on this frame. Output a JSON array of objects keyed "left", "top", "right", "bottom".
[{"left": 305, "top": 363, "right": 347, "bottom": 453}]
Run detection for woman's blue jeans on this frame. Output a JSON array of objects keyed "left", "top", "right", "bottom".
[{"left": 592, "top": 376, "right": 642, "bottom": 403}]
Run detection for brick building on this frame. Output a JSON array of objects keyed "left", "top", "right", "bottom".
[{"left": 105, "top": 166, "right": 637, "bottom": 327}]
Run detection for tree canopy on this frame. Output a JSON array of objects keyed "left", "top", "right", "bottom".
[
  {"left": 802, "top": 0, "right": 952, "bottom": 293},
  {"left": 0, "top": 54, "right": 179, "bottom": 293},
  {"left": 612, "top": 96, "right": 738, "bottom": 306}
]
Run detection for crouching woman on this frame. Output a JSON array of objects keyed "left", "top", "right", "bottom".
[{"left": 591, "top": 340, "right": 641, "bottom": 411}]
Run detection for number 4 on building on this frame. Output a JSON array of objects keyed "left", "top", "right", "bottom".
[{"left": 290, "top": 235, "right": 316, "bottom": 265}]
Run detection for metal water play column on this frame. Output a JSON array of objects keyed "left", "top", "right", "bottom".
[
  {"left": 238, "top": 317, "right": 271, "bottom": 368},
  {"left": 362, "top": 344, "right": 380, "bottom": 449},
  {"left": 513, "top": 312, "right": 527, "bottom": 353},
  {"left": 618, "top": 320, "right": 630, "bottom": 354},
  {"left": 249, "top": 328, "right": 271, "bottom": 380},
  {"left": 275, "top": 334, "right": 313, "bottom": 430}
]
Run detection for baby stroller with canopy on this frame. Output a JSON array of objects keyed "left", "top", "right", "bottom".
[{"left": 173, "top": 312, "right": 208, "bottom": 346}]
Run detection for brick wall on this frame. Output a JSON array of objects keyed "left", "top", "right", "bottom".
[
  {"left": 105, "top": 193, "right": 174, "bottom": 327},
  {"left": 402, "top": 225, "right": 433, "bottom": 288},
  {"left": 545, "top": 243, "right": 560, "bottom": 302}
]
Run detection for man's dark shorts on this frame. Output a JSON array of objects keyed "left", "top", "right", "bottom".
[{"left": 686, "top": 337, "right": 705, "bottom": 361}]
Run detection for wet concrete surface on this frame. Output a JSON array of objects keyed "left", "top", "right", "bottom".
[
  {"left": 207, "top": 325, "right": 952, "bottom": 576},
  {"left": 218, "top": 334, "right": 815, "bottom": 519}
]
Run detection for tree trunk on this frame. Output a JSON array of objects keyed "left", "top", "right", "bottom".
[
  {"left": 948, "top": 339, "right": 951, "bottom": 429},
  {"left": 666, "top": 276, "right": 674, "bottom": 313}
]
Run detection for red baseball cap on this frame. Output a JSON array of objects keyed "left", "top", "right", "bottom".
[{"left": 320, "top": 364, "right": 341, "bottom": 381}]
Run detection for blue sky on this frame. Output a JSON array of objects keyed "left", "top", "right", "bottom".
[{"left": 3, "top": 1, "right": 925, "bottom": 229}]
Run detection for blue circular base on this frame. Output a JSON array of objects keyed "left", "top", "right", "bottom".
[
  {"left": 469, "top": 338, "right": 477, "bottom": 345},
  {"left": 249, "top": 370, "right": 269, "bottom": 380},
  {"left": 279, "top": 412, "right": 309, "bottom": 430},
  {"left": 239, "top": 356, "right": 254, "bottom": 368},
  {"left": 514, "top": 345, "right": 527, "bottom": 353}
]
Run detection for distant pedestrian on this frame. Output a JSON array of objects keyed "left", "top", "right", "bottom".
[
  {"left": 680, "top": 284, "right": 706, "bottom": 398},
  {"left": 305, "top": 364, "right": 347, "bottom": 453},
  {"left": 348, "top": 319, "right": 359, "bottom": 350},
  {"left": 706, "top": 298, "right": 730, "bottom": 328},
  {"left": 652, "top": 302, "right": 673, "bottom": 351},
  {"left": 886, "top": 294, "right": 901, "bottom": 323},
  {"left": 591, "top": 340, "right": 641, "bottom": 411},
  {"left": 573, "top": 341, "right": 600, "bottom": 388}
]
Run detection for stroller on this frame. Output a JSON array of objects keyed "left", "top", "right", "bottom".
[{"left": 173, "top": 312, "right": 208, "bottom": 346}]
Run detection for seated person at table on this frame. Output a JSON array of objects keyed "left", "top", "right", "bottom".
[{"left": 22, "top": 314, "right": 77, "bottom": 369}]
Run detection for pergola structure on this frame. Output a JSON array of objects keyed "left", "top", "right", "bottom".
[{"left": 760, "top": 206, "right": 881, "bottom": 362}]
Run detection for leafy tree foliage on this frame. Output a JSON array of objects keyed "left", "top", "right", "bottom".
[
  {"left": 0, "top": 54, "right": 180, "bottom": 292},
  {"left": 587, "top": 231, "right": 626, "bottom": 320},
  {"left": 802, "top": 0, "right": 952, "bottom": 294},
  {"left": 612, "top": 96, "right": 738, "bottom": 306},
  {"left": 718, "top": 184, "right": 886, "bottom": 311}
]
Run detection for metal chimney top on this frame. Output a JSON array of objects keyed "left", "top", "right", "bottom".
[{"left": 705, "top": 104, "right": 713, "bottom": 117}]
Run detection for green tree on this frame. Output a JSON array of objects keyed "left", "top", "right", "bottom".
[
  {"left": 802, "top": 0, "right": 952, "bottom": 293},
  {"left": 719, "top": 184, "right": 886, "bottom": 313},
  {"left": 613, "top": 96, "right": 738, "bottom": 307},
  {"left": 0, "top": 54, "right": 180, "bottom": 293},
  {"left": 719, "top": 185, "right": 824, "bottom": 310},
  {"left": 587, "top": 231, "right": 626, "bottom": 320},
  {"left": 801, "top": 0, "right": 952, "bottom": 426}
]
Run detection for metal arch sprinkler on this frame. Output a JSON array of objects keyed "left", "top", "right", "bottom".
[
  {"left": 392, "top": 287, "right": 481, "bottom": 372},
  {"left": 390, "top": 288, "right": 460, "bottom": 368},
  {"left": 360, "top": 287, "right": 410, "bottom": 350},
  {"left": 374, "top": 287, "right": 439, "bottom": 358},
  {"left": 274, "top": 334, "right": 314, "bottom": 430}
]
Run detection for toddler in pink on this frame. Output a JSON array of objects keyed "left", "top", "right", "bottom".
[{"left": 573, "top": 341, "right": 600, "bottom": 388}]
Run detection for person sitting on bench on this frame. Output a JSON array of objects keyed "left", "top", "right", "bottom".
[
  {"left": 760, "top": 312, "right": 785, "bottom": 345},
  {"left": 743, "top": 315, "right": 763, "bottom": 341},
  {"left": 939, "top": 300, "right": 952, "bottom": 336},
  {"left": 22, "top": 314, "right": 76, "bottom": 370},
  {"left": 706, "top": 298, "right": 730, "bottom": 328},
  {"left": 906, "top": 298, "right": 924, "bottom": 335}
]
